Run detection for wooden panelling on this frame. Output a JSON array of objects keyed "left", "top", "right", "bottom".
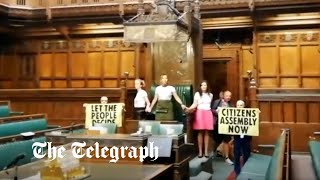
[
  {"left": 296, "top": 103, "right": 308, "bottom": 123},
  {"left": 259, "top": 46, "right": 277, "bottom": 76},
  {"left": 257, "top": 30, "right": 320, "bottom": 89},
  {"left": 255, "top": 91, "right": 320, "bottom": 151},
  {"left": 120, "top": 51, "right": 135, "bottom": 78},
  {"left": 54, "top": 53, "right": 68, "bottom": 78},
  {"left": 241, "top": 46, "right": 254, "bottom": 76},
  {"left": 70, "top": 53, "right": 86, "bottom": 77},
  {"left": 301, "top": 46, "right": 320, "bottom": 75},
  {"left": 283, "top": 102, "right": 295, "bottom": 123},
  {"left": 103, "top": 51, "right": 118, "bottom": 77},
  {"left": 0, "top": 39, "right": 142, "bottom": 89},
  {"left": 0, "top": 88, "right": 127, "bottom": 126},
  {"left": 37, "top": 54, "right": 52, "bottom": 78},
  {"left": 87, "top": 52, "right": 102, "bottom": 77},
  {"left": 279, "top": 46, "right": 298, "bottom": 75}
]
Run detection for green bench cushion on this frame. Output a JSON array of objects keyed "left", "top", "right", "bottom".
[
  {"left": 0, "top": 118, "right": 48, "bottom": 137},
  {"left": 0, "top": 105, "right": 10, "bottom": 117},
  {"left": 93, "top": 123, "right": 117, "bottom": 134},
  {"left": 138, "top": 120, "right": 161, "bottom": 135},
  {"left": 159, "top": 124, "right": 184, "bottom": 136},
  {"left": 0, "top": 136, "right": 47, "bottom": 170},
  {"left": 309, "top": 140, "right": 320, "bottom": 180},
  {"left": 237, "top": 153, "right": 272, "bottom": 180},
  {"left": 237, "top": 132, "right": 286, "bottom": 180}
]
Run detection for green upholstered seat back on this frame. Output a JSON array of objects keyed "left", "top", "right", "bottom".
[
  {"left": 159, "top": 124, "right": 184, "bottom": 136},
  {"left": 150, "top": 84, "right": 193, "bottom": 123},
  {"left": 93, "top": 123, "right": 117, "bottom": 134},
  {"left": 0, "top": 118, "right": 48, "bottom": 137},
  {"left": 138, "top": 120, "right": 161, "bottom": 135},
  {"left": 0, "top": 105, "right": 10, "bottom": 117},
  {"left": 0, "top": 136, "right": 47, "bottom": 170},
  {"left": 309, "top": 140, "right": 320, "bottom": 180},
  {"left": 265, "top": 132, "right": 286, "bottom": 180}
]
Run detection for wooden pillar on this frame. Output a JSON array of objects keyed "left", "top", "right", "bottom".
[
  {"left": 186, "top": 114, "right": 194, "bottom": 143},
  {"left": 247, "top": 70, "right": 257, "bottom": 108},
  {"left": 119, "top": 75, "right": 128, "bottom": 133}
]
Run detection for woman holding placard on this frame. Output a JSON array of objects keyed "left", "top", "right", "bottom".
[{"left": 186, "top": 80, "right": 213, "bottom": 158}]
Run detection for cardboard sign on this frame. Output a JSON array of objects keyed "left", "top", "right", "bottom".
[
  {"left": 84, "top": 103, "right": 125, "bottom": 129},
  {"left": 218, "top": 107, "right": 260, "bottom": 136}
]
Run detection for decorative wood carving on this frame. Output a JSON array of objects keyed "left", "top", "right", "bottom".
[
  {"left": 279, "top": 34, "right": 298, "bottom": 43},
  {"left": 258, "top": 34, "right": 277, "bottom": 43},
  {"left": 301, "top": 32, "right": 319, "bottom": 42}
]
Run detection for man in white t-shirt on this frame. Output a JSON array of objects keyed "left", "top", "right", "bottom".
[{"left": 146, "top": 74, "right": 186, "bottom": 121}]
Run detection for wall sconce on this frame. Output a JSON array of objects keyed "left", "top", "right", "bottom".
[
  {"left": 246, "top": 70, "right": 256, "bottom": 88},
  {"left": 215, "top": 41, "right": 222, "bottom": 50}
]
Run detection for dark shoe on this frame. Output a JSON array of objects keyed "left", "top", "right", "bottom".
[
  {"left": 198, "top": 155, "right": 203, "bottom": 158},
  {"left": 204, "top": 155, "right": 210, "bottom": 158},
  {"left": 216, "top": 151, "right": 223, "bottom": 157}
]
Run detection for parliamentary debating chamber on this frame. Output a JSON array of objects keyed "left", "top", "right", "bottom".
[{"left": 0, "top": 0, "right": 320, "bottom": 179}]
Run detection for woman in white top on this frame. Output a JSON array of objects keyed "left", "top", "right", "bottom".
[
  {"left": 147, "top": 74, "right": 186, "bottom": 121},
  {"left": 186, "top": 80, "right": 214, "bottom": 158},
  {"left": 134, "top": 79, "right": 150, "bottom": 120}
]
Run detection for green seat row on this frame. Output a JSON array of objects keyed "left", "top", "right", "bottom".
[
  {"left": 138, "top": 120, "right": 184, "bottom": 136},
  {"left": 0, "top": 136, "right": 47, "bottom": 170},
  {"left": 0, "top": 105, "right": 24, "bottom": 118},
  {"left": 0, "top": 118, "right": 48, "bottom": 137},
  {"left": 92, "top": 123, "right": 117, "bottom": 134},
  {"left": 0, "top": 105, "right": 10, "bottom": 117},
  {"left": 309, "top": 140, "right": 320, "bottom": 180},
  {"left": 237, "top": 131, "right": 286, "bottom": 180}
]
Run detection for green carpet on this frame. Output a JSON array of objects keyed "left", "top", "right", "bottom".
[{"left": 212, "top": 156, "right": 234, "bottom": 179}]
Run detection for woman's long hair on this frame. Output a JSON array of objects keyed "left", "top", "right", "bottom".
[{"left": 197, "top": 80, "right": 211, "bottom": 97}]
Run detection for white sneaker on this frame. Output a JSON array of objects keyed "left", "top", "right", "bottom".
[{"left": 225, "top": 158, "right": 234, "bottom": 165}]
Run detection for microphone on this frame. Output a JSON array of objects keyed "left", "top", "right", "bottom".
[{"left": 3, "top": 153, "right": 26, "bottom": 171}]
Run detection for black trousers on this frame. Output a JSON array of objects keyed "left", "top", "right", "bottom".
[
  {"left": 234, "top": 135, "right": 251, "bottom": 175},
  {"left": 134, "top": 107, "right": 146, "bottom": 120}
]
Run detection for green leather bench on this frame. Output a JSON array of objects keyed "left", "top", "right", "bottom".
[
  {"left": 0, "top": 136, "right": 47, "bottom": 170},
  {"left": 309, "top": 140, "right": 320, "bottom": 180},
  {"left": 0, "top": 101, "right": 24, "bottom": 118},
  {"left": 138, "top": 120, "right": 184, "bottom": 136},
  {"left": 0, "top": 118, "right": 48, "bottom": 137},
  {"left": 150, "top": 84, "right": 193, "bottom": 128},
  {"left": 237, "top": 130, "right": 287, "bottom": 180}
]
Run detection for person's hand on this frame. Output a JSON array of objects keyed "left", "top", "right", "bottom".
[
  {"left": 83, "top": 103, "right": 88, "bottom": 107},
  {"left": 217, "top": 107, "right": 222, "bottom": 113},
  {"left": 181, "top": 104, "right": 186, "bottom": 110},
  {"left": 145, "top": 107, "right": 151, "bottom": 112},
  {"left": 185, "top": 107, "right": 195, "bottom": 114}
]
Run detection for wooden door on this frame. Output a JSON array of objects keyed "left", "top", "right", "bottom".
[{"left": 202, "top": 48, "right": 240, "bottom": 105}]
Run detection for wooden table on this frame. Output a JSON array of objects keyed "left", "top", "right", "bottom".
[
  {"left": 45, "top": 133, "right": 193, "bottom": 180},
  {"left": 0, "top": 161, "right": 174, "bottom": 180}
]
